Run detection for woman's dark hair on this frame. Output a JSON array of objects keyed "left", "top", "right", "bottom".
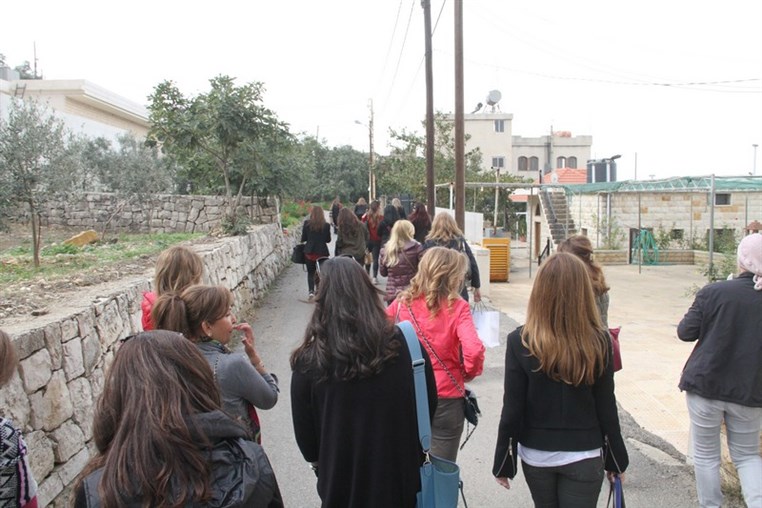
[
  {"left": 75, "top": 330, "right": 223, "bottom": 508},
  {"left": 337, "top": 207, "right": 359, "bottom": 236},
  {"left": 408, "top": 202, "right": 431, "bottom": 228},
  {"left": 291, "top": 257, "right": 398, "bottom": 381},
  {"left": 309, "top": 205, "right": 326, "bottom": 232},
  {"left": 152, "top": 285, "right": 233, "bottom": 340},
  {"left": 367, "top": 200, "right": 382, "bottom": 229},
  {"left": 382, "top": 204, "right": 399, "bottom": 224}
]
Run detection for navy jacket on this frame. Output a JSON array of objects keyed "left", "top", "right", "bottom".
[{"left": 677, "top": 272, "right": 762, "bottom": 407}]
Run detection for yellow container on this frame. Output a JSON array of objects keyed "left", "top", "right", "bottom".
[{"left": 482, "top": 238, "right": 510, "bottom": 282}]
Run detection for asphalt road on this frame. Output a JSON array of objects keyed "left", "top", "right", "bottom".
[{"left": 244, "top": 258, "right": 732, "bottom": 507}]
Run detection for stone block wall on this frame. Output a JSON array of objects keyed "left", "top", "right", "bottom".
[
  {"left": 0, "top": 223, "right": 301, "bottom": 507},
  {"left": 568, "top": 191, "right": 762, "bottom": 249},
  {"left": 40, "top": 192, "right": 279, "bottom": 233}
]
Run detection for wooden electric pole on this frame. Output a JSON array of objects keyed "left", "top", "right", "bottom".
[
  {"left": 454, "top": 0, "right": 465, "bottom": 230},
  {"left": 423, "top": 0, "right": 435, "bottom": 219}
]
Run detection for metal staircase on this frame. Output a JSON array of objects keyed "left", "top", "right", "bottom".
[{"left": 539, "top": 189, "right": 576, "bottom": 244}]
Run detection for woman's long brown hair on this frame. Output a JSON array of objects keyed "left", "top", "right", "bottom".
[
  {"left": 557, "top": 235, "right": 609, "bottom": 296},
  {"left": 521, "top": 252, "right": 608, "bottom": 386},
  {"left": 425, "top": 212, "right": 463, "bottom": 243},
  {"left": 291, "top": 257, "right": 397, "bottom": 382},
  {"left": 75, "top": 330, "right": 222, "bottom": 507},
  {"left": 309, "top": 205, "right": 326, "bottom": 232}
]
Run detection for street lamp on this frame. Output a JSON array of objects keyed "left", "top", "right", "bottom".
[{"left": 355, "top": 99, "right": 375, "bottom": 200}]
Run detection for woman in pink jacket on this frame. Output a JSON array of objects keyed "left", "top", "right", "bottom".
[{"left": 387, "top": 246, "right": 485, "bottom": 462}]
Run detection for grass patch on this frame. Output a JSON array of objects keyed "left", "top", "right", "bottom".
[{"left": 0, "top": 232, "right": 203, "bottom": 285}]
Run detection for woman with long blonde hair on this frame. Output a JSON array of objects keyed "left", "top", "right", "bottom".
[
  {"left": 558, "top": 234, "right": 611, "bottom": 327},
  {"left": 387, "top": 247, "right": 485, "bottom": 462},
  {"left": 379, "top": 220, "right": 422, "bottom": 303},
  {"left": 493, "top": 252, "right": 628, "bottom": 506},
  {"left": 423, "top": 213, "right": 481, "bottom": 302}
]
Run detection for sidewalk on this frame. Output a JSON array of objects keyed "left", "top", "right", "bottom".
[{"left": 487, "top": 243, "right": 707, "bottom": 459}]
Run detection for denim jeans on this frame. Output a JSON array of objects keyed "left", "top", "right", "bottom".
[
  {"left": 431, "top": 397, "right": 465, "bottom": 462},
  {"left": 686, "top": 392, "right": 762, "bottom": 508},
  {"left": 521, "top": 457, "right": 604, "bottom": 508}
]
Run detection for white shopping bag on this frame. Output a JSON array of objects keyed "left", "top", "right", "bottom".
[{"left": 472, "top": 305, "right": 500, "bottom": 348}]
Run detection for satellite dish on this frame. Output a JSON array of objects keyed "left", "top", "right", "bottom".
[{"left": 486, "top": 90, "right": 502, "bottom": 106}]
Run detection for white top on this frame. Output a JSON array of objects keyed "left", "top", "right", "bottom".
[{"left": 518, "top": 443, "right": 601, "bottom": 468}]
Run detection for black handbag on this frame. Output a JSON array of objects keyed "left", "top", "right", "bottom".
[
  {"left": 291, "top": 243, "right": 306, "bottom": 264},
  {"left": 464, "top": 388, "right": 481, "bottom": 426}
]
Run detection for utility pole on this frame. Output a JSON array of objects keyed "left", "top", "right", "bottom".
[
  {"left": 369, "top": 100, "right": 375, "bottom": 200},
  {"left": 422, "top": 0, "right": 435, "bottom": 219},
  {"left": 753, "top": 144, "right": 758, "bottom": 176},
  {"left": 454, "top": 0, "right": 465, "bottom": 230}
]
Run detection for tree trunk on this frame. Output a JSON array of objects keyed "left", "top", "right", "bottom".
[{"left": 30, "top": 200, "right": 41, "bottom": 268}]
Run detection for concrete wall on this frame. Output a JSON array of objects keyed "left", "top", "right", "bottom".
[
  {"left": 40, "top": 192, "right": 279, "bottom": 233},
  {"left": 0, "top": 224, "right": 300, "bottom": 507}
]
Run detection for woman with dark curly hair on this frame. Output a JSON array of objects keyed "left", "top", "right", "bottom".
[{"left": 291, "top": 257, "right": 436, "bottom": 508}]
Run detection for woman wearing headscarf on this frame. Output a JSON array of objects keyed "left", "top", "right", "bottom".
[{"left": 677, "top": 233, "right": 762, "bottom": 508}]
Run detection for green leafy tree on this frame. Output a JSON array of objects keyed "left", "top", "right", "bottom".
[
  {"left": 147, "top": 76, "right": 291, "bottom": 219},
  {"left": 381, "top": 112, "right": 483, "bottom": 203},
  {"left": 0, "top": 99, "right": 70, "bottom": 267}
]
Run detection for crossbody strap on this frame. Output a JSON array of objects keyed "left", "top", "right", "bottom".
[
  {"left": 398, "top": 321, "right": 432, "bottom": 453},
  {"left": 405, "top": 304, "right": 467, "bottom": 399}
]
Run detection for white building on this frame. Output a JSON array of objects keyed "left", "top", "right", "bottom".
[
  {"left": 0, "top": 67, "right": 149, "bottom": 142},
  {"left": 446, "top": 111, "right": 593, "bottom": 177}
]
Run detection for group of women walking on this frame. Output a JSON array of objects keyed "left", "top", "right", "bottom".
[{"left": 22, "top": 195, "right": 762, "bottom": 508}]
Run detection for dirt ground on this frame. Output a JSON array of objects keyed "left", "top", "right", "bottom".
[{"left": 0, "top": 223, "right": 213, "bottom": 323}]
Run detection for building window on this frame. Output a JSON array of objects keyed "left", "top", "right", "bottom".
[
  {"left": 568, "top": 156, "right": 577, "bottom": 168},
  {"left": 494, "top": 120, "right": 504, "bottom": 133},
  {"left": 714, "top": 193, "right": 731, "bottom": 205},
  {"left": 671, "top": 229, "right": 684, "bottom": 240},
  {"left": 530, "top": 156, "right": 539, "bottom": 172},
  {"left": 518, "top": 156, "right": 528, "bottom": 171},
  {"left": 556, "top": 156, "right": 566, "bottom": 168},
  {"left": 492, "top": 156, "right": 505, "bottom": 169}
]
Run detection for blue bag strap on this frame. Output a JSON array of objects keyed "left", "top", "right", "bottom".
[{"left": 398, "top": 320, "right": 432, "bottom": 452}]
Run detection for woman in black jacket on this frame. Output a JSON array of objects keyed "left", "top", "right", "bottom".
[
  {"left": 677, "top": 233, "right": 762, "bottom": 508},
  {"left": 301, "top": 205, "right": 332, "bottom": 300},
  {"left": 493, "top": 252, "right": 628, "bottom": 506},
  {"left": 291, "top": 257, "right": 436, "bottom": 508},
  {"left": 73, "top": 330, "right": 282, "bottom": 508}
]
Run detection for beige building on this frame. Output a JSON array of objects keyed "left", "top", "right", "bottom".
[
  {"left": 447, "top": 112, "right": 592, "bottom": 177},
  {"left": 0, "top": 67, "right": 149, "bottom": 141},
  {"left": 522, "top": 177, "right": 762, "bottom": 259}
]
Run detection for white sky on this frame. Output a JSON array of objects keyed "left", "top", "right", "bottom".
[{"left": 3, "top": 0, "right": 761, "bottom": 181}]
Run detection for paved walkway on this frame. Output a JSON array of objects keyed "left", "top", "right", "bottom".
[{"left": 488, "top": 243, "right": 708, "bottom": 459}]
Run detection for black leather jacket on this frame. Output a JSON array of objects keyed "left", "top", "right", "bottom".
[
  {"left": 75, "top": 411, "right": 283, "bottom": 508},
  {"left": 678, "top": 272, "right": 762, "bottom": 407}
]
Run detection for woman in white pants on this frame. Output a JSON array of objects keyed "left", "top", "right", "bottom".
[{"left": 677, "top": 233, "right": 762, "bottom": 508}]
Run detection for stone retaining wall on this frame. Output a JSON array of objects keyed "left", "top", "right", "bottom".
[
  {"left": 0, "top": 223, "right": 300, "bottom": 507},
  {"left": 593, "top": 249, "right": 729, "bottom": 267},
  {"left": 39, "top": 192, "right": 279, "bottom": 233}
]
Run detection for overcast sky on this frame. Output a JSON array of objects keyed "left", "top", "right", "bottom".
[{"left": 3, "top": 0, "right": 761, "bottom": 180}]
